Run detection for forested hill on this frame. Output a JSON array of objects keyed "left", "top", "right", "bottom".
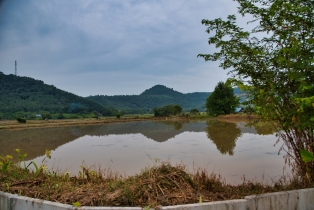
[
  {"left": 86, "top": 85, "right": 211, "bottom": 113},
  {"left": 0, "top": 72, "right": 116, "bottom": 117}
]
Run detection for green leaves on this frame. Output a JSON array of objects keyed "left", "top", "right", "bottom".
[
  {"left": 199, "top": 0, "right": 314, "bottom": 180},
  {"left": 1, "top": 162, "right": 10, "bottom": 172},
  {"left": 205, "top": 81, "right": 239, "bottom": 116},
  {"left": 300, "top": 150, "right": 314, "bottom": 163}
]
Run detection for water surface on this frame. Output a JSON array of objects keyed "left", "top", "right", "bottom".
[{"left": 0, "top": 120, "right": 288, "bottom": 184}]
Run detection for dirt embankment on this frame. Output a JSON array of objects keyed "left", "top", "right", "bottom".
[{"left": 0, "top": 116, "right": 192, "bottom": 130}]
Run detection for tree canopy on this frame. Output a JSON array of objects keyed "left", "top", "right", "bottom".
[
  {"left": 205, "top": 81, "right": 239, "bottom": 116},
  {"left": 198, "top": 0, "right": 314, "bottom": 181},
  {"left": 153, "top": 104, "right": 183, "bottom": 117}
]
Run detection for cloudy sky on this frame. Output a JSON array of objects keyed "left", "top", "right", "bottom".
[{"left": 0, "top": 0, "right": 243, "bottom": 97}]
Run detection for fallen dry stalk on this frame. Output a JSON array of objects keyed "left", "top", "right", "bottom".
[{"left": 0, "top": 161, "right": 311, "bottom": 208}]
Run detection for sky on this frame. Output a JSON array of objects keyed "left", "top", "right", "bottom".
[{"left": 0, "top": 0, "right": 244, "bottom": 97}]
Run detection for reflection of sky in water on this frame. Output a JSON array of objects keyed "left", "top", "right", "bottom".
[{"left": 24, "top": 120, "right": 288, "bottom": 184}]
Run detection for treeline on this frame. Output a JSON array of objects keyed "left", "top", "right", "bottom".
[{"left": 0, "top": 72, "right": 117, "bottom": 119}]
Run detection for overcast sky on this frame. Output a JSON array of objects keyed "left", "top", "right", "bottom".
[{"left": 0, "top": 0, "right": 243, "bottom": 97}]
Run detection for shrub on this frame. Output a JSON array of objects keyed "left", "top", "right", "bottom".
[
  {"left": 16, "top": 117, "right": 26, "bottom": 123},
  {"left": 189, "top": 108, "right": 200, "bottom": 115},
  {"left": 153, "top": 104, "right": 183, "bottom": 117}
]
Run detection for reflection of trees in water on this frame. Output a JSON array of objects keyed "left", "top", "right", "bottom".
[
  {"left": 253, "top": 122, "right": 276, "bottom": 135},
  {"left": 206, "top": 120, "right": 242, "bottom": 155}
]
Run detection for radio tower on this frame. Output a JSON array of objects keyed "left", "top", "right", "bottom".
[{"left": 15, "top": 60, "right": 17, "bottom": 76}]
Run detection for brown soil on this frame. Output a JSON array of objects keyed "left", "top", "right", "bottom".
[{"left": 0, "top": 117, "right": 172, "bottom": 130}]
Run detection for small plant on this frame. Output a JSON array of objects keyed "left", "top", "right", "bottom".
[
  {"left": 143, "top": 205, "right": 150, "bottom": 210},
  {"left": 12, "top": 148, "right": 52, "bottom": 175},
  {"left": 0, "top": 155, "right": 12, "bottom": 172},
  {"left": 199, "top": 195, "right": 202, "bottom": 203},
  {"left": 116, "top": 113, "right": 121, "bottom": 119},
  {"left": 72, "top": 201, "right": 81, "bottom": 207},
  {"left": 16, "top": 117, "right": 26, "bottom": 123},
  {"left": 301, "top": 150, "right": 314, "bottom": 163}
]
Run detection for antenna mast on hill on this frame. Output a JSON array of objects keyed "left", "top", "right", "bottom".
[{"left": 15, "top": 60, "right": 17, "bottom": 76}]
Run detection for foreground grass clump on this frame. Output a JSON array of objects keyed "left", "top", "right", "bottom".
[{"left": 0, "top": 151, "right": 311, "bottom": 208}]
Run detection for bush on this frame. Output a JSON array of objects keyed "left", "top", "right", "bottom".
[
  {"left": 189, "top": 108, "right": 200, "bottom": 115},
  {"left": 153, "top": 104, "right": 183, "bottom": 117},
  {"left": 41, "top": 113, "right": 52, "bottom": 120},
  {"left": 16, "top": 117, "right": 26, "bottom": 123},
  {"left": 57, "top": 113, "right": 65, "bottom": 119}
]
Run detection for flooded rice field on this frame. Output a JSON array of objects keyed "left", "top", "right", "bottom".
[{"left": 0, "top": 120, "right": 289, "bottom": 184}]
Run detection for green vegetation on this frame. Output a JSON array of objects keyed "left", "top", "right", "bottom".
[
  {"left": 189, "top": 108, "right": 200, "bottom": 115},
  {"left": 198, "top": 0, "right": 314, "bottom": 182},
  {"left": 1, "top": 73, "right": 246, "bottom": 119},
  {"left": 16, "top": 117, "right": 26, "bottom": 123},
  {"left": 0, "top": 149, "right": 308, "bottom": 208},
  {"left": 0, "top": 73, "right": 117, "bottom": 119},
  {"left": 301, "top": 150, "right": 314, "bottom": 163},
  {"left": 153, "top": 104, "right": 183, "bottom": 117},
  {"left": 87, "top": 85, "right": 210, "bottom": 114},
  {"left": 205, "top": 81, "right": 239, "bottom": 116}
]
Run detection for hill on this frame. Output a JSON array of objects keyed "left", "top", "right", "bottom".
[
  {"left": 0, "top": 72, "right": 116, "bottom": 119},
  {"left": 86, "top": 85, "right": 211, "bottom": 113}
]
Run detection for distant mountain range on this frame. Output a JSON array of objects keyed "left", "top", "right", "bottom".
[
  {"left": 86, "top": 85, "right": 211, "bottom": 113},
  {"left": 0, "top": 72, "right": 244, "bottom": 118}
]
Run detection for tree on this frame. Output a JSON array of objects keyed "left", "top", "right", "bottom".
[
  {"left": 198, "top": 0, "right": 314, "bottom": 181},
  {"left": 153, "top": 104, "right": 183, "bottom": 117},
  {"left": 205, "top": 81, "right": 239, "bottom": 116}
]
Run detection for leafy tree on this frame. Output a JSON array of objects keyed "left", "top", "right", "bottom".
[
  {"left": 41, "top": 112, "right": 52, "bottom": 120},
  {"left": 198, "top": 0, "right": 314, "bottom": 181},
  {"left": 205, "top": 81, "right": 239, "bottom": 116}
]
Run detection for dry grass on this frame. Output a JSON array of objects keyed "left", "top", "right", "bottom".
[
  {"left": 218, "top": 113, "right": 259, "bottom": 121},
  {"left": 0, "top": 159, "right": 310, "bottom": 208}
]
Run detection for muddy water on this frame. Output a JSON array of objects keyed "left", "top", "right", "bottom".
[{"left": 0, "top": 120, "right": 289, "bottom": 184}]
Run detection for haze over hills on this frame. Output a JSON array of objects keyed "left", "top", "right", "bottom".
[{"left": 86, "top": 85, "right": 211, "bottom": 113}]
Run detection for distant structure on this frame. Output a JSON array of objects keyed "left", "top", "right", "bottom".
[{"left": 15, "top": 60, "right": 17, "bottom": 76}]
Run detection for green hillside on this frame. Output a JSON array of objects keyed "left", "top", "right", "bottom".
[
  {"left": 0, "top": 72, "right": 244, "bottom": 119},
  {"left": 0, "top": 72, "right": 116, "bottom": 119},
  {"left": 87, "top": 85, "right": 210, "bottom": 113}
]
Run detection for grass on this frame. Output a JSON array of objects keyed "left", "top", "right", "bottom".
[{"left": 0, "top": 150, "right": 311, "bottom": 208}]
